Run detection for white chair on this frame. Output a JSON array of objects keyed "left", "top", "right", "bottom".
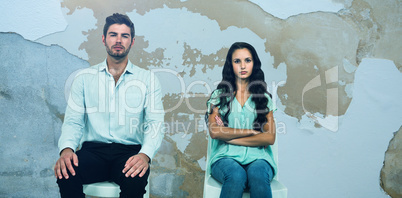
[
  {"left": 203, "top": 136, "right": 288, "bottom": 198},
  {"left": 83, "top": 181, "right": 150, "bottom": 198}
]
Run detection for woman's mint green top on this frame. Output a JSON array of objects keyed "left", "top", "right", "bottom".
[{"left": 207, "top": 89, "right": 277, "bottom": 176}]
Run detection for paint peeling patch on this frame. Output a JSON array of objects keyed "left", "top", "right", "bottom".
[
  {"left": 343, "top": 58, "right": 357, "bottom": 73},
  {"left": 277, "top": 12, "right": 358, "bottom": 121},
  {"left": 35, "top": 7, "right": 97, "bottom": 60},
  {"left": 197, "top": 156, "right": 206, "bottom": 171},
  {"left": 344, "top": 83, "right": 354, "bottom": 98},
  {"left": 170, "top": 133, "right": 192, "bottom": 153},
  {"left": 182, "top": 42, "right": 226, "bottom": 76},
  {"left": 339, "top": 0, "right": 381, "bottom": 65},
  {"left": 249, "top": 0, "right": 345, "bottom": 19},
  {"left": 380, "top": 126, "right": 402, "bottom": 197}
]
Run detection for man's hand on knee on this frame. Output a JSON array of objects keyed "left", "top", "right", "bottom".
[
  {"left": 123, "top": 153, "right": 150, "bottom": 178},
  {"left": 54, "top": 148, "right": 78, "bottom": 179}
]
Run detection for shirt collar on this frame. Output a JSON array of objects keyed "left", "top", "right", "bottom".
[
  {"left": 125, "top": 60, "right": 135, "bottom": 74},
  {"left": 98, "top": 59, "right": 135, "bottom": 75}
]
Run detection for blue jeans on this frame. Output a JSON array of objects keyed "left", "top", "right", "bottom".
[{"left": 211, "top": 158, "right": 274, "bottom": 198}]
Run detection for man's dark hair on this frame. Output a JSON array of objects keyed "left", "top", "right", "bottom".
[{"left": 103, "top": 13, "right": 135, "bottom": 40}]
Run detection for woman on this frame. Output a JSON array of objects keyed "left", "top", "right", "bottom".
[{"left": 206, "top": 42, "right": 277, "bottom": 198}]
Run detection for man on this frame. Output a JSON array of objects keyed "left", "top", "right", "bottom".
[{"left": 54, "top": 13, "right": 165, "bottom": 198}]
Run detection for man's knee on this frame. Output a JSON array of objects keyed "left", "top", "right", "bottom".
[{"left": 117, "top": 168, "right": 150, "bottom": 197}]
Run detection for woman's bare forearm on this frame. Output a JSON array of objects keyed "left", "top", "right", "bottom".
[
  {"left": 209, "top": 122, "right": 258, "bottom": 141},
  {"left": 208, "top": 110, "right": 258, "bottom": 141},
  {"left": 226, "top": 111, "right": 276, "bottom": 146},
  {"left": 226, "top": 131, "right": 275, "bottom": 146}
]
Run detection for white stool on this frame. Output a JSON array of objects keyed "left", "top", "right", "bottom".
[
  {"left": 83, "top": 181, "right": 150, "bottom": 198},
  {"left": 203, "top": 174, "right": 287, "bottom": 198}
]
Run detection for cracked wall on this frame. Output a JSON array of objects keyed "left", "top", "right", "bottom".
[
  {"left": 381, "top": 126, "right": 402, "bottom": 197},
  {"left": 1, "top": 0, "right": 401, "bottom": 197}
]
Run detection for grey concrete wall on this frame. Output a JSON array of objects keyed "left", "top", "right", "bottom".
[{"left": 0, "top": 33, "right": 88, "bottom": 197}]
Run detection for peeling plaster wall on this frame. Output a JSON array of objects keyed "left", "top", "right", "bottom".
[
  {"left": 381, "top": 126, "right": 402, "bottom": 197},
  {"left": 1, "top": 0, "right": 401, "bottom": 197},
  {"left": 0, "top": 33, "right": 89, "bottom": 197}
]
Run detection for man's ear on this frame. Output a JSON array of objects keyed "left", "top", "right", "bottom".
[
  {"left": 102, "top": 35, "right": 106, "bottom": 46},
  {"left": 130, "top": 37, "right": 135, "bottom": 48}
]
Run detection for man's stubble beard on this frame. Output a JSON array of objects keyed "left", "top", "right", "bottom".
[{"left": 105, "top": 42, "right": 132, "bottom": 58}]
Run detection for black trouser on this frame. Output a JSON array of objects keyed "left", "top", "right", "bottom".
[{"left": 57, "top": 141, "right": 149, "bottom": 198}]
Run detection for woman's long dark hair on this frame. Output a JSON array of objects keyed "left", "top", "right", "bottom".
[{"left": 206, "top": 42, "right": 272, "bottom": 132}]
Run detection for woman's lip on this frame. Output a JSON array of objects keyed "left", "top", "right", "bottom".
[{"left": 240, "top": 71, "right": 247, "bottom": 74}]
